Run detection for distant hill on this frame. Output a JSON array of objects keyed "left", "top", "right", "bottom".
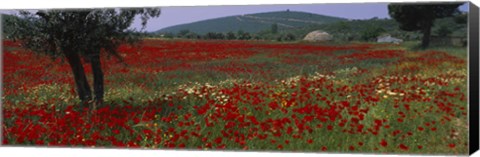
[{"left": 154, "top": 10, "right": 347, "bottom": 34}]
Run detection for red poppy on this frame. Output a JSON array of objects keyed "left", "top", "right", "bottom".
[
  {"left": 270, "top": 139, "right": 276, "bottom": 144},
  {"left": 321, "top": 146, "right": 328, "bottom": 151},
  {"left": 349, "top": 145, "right": 355, "bottom": 151},
  {"left": 307, "top": 139, "right": 313, "bottom": 144},
  {"left": 277, "top": 144, "right": 283, "bottom": 149},
  {"left": 380, "top": 139, "right": 388, "bottom": 147},
  {"left": 214, "top": 137, "right": 222, "bottom": 144},
  {"left": 327, "top": 125, "right": 333, "bottom": 131},
  {"left": 399, "top": 144, "right": 409, "bottom": 150},
  {"left": 178, "top": 143, "right": 186, "bottom": 148}
]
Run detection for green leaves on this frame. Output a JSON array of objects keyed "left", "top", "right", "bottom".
[
  {"left": 7, "top": 8, "right": 161, "bottom": 60},
  {"left": 388, "top": 3, "right": 463, "bottom": 32},
  {"left": 388, "top": 3, "right": 463, "bottom": 48}
]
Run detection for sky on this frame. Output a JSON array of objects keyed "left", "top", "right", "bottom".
[{"left": 130, "top": 2, "right": 469, "bottom": 32}]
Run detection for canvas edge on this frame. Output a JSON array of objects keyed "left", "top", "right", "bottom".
[
  {"left": 468, "top": 1, "right": 480, "bottom": 155},
  {"left": 0, "top": 13, "right": 4, "bottom": 147}
]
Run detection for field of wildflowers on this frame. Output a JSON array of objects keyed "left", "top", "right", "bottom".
[{"left": 1, "top": 39, "right": 468, "bottom": 154}]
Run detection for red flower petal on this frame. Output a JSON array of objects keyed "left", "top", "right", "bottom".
[{"left": 380, "top": 139, "right": 388, "bottom": 147}]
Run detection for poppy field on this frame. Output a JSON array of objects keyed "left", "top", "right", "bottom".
[{"left": 1, "top": 39, "right": 469, "bottom": 154}]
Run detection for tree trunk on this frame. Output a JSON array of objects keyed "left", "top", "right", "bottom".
[
  {"left": 421, "top": 24, "right": 432, "bottom": 49},
  {"left": 90, "top": 53, "right": 104, "bottom": 106},
  {"left": 65, "top": 52, "right": 92, "bottom": 106}
]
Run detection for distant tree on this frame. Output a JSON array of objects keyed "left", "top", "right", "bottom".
[
  {"left": 284, "top": 33, "right": 296, "bottom": 41},
  {"left": 204, "top": 32, "right": 215, "bottom": 39},
  {"left": 276, "top": 34, "right": 283, "bottom": 42},
  {"left": 388, "top": 3, "right": 462, "bottom": 48},
  {"left": 454, "top": 13, "right": 467, "bottom": 24},
  {"left": 436, "top": 25, "right": 453, "bottom": 37},
  {"left": 435, "top": 24, "right": 452, "bottom": 37},
  {"left": 204, "top": 32, "right": 225, "bottom": 40},
  {"left": 226, "top": 31, "right": 236, "bottom": 40},
  {"left": 7, "top": 9, "right": 160, "bottom": 108},
  {"left": 177, "top": 29, "right": 190, "bottom": 38},
  {"left": 361, "top": 25, "right": 386, "bottom": 41},
  {"left": 242, "top": 32, "right": 252, "bottom": 40},
  {"left": 271, "top": 23, "right": 278, "bottom": 34},
  {"left": 217, "top": 32, "right": 226, "bottom": 39},
  {"left": 237, "top": 30, "right": 251, "bottom": 40},
  {"left": 185, "top": 32, "right": 200, "bottom": 39},
  {"left": 335, "top": 21, "right": 351, "bottom": 41},
  {"left": 254, "top": 29, "right": 272, "bottom": 40},
  {"left": 237, "top": 30, "right": 245, "bottom": 39},
  {"left": 162, "top": 32, "right": 174, "bottom": 38}
]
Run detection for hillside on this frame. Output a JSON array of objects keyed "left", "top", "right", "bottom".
[{"left": 154, "top": 10, "right": 347, "bottom": 34}]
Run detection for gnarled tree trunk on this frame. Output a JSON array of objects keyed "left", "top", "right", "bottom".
[
  {"left": 90, "top": 53, "right": 104, "bottom": 106},
  {"left": 65, "top": 52, "right": 92, "bottom": 106},
  {"left": 421, "top": 24, "right": 432, "bottom": 49}
]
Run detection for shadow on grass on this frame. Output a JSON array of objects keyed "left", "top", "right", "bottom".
[{"left": 402, "top": 41, "right": 467, "bottom": 58}]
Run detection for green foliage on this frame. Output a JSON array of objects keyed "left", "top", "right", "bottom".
[
  {"left": 281, "top": 18, "right": 408, "bottom": 42},
  {"left": 284, "top": 33, "right": 296, "bottom": 41},
  {"left": 236, "top": 30, "right": 252, "bottom": 40},
  {"left": 273, "top": 33, "right": 297, "bottom": 42},
  {"left": 7, "top": 9, "right": 161, "bottom": 59},
  {"left": 361, "top": 25, "right": 386, "bottom": 41},
  {"left": 1, "top": 14, "right": 21, "bottom": 39},
  {"left": 332, "top": 21, "right": 352, "bottom": 41},
  {"left": 177, "top": 29, "right": 191, "bottom": 38},
  {"left": 185, "top": 32, "right": 200, "bottom": 39},
  {"left": 433, "top": 16, "right": 467, "bottom": 37},
  {"left": 271, "top": 23, "right": 278, "bottom": 34},
  {"left": 203, "top": 32, "right": 225, "bottom": 40},
  {"left": 388, "top": 2, "right": 463, "bottom": 48},
  {"left": 162, "top": 32, "right": 175, "bottom": 38},
  {"left": 435, "top": 25, "right": 452, "bottom": 37},
  {"left": 388, "top": 3, "right": 462, "bottom": 31},
  {"left": 226, "top": 31, "right": 236, "bottom": 40},
  {"left": 454, "top": 13, "right": 467, "bottom": 24}
]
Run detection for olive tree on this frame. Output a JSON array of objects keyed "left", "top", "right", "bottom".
[{"left": 6, "top": 8, "right": 160, "bottom": 108}]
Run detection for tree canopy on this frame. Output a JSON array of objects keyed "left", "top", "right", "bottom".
[
  {"left": 388, "top": 3, "right": 463, "bottom": 48},
  {"left": 9, "top": 9, "right": 160, "bottom": 59}
]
